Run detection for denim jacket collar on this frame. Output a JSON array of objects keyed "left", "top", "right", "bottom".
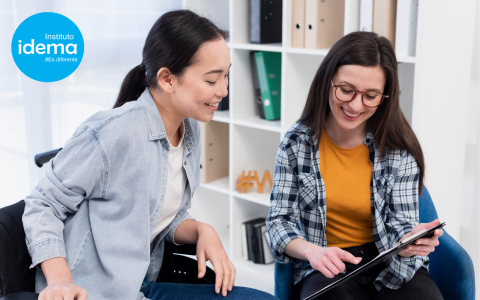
[{"left": 138, "top": 87, "right": 197, "bottom": 154}]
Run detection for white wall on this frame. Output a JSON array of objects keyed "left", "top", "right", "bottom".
[
  {"left": 461, "top": 0, "right": 480, "bottom": 293},
  {"left": 413, "top": 2, "right": 479, "bottom": 294},
  {"left": 413, "top": 0, "right": 477, "bottom": 242},
  {"left": 182, "top": 0, "right": 229, "bottom": 31}
]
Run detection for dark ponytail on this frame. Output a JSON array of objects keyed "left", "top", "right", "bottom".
[
  {"left": 113, "top": 10, "right": 226, "bottom": 108},
  {"left": 114, "top": 64, "right": 147, "bottom": 108}
]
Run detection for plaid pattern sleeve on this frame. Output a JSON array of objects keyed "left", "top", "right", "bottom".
[
  {"left": 265, "top": 134, "right": 306, "bottom": 264},
  {"left": 374, "top": 150, "right": 429, "bottom": 291},
  {"left": 266, "top": 124, "right": 429, "bottom": 291}
]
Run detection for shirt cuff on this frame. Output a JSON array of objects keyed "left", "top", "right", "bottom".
[
  {"left": 27, "top": 237, "right": 67, "bottom": 269},
  {"left": 169, "top": 213, "right": 195, "bottom": 246}
]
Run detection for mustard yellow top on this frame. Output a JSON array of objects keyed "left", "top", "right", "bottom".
[{"left": 319, "top": 128, "right": 374, "bottom": 248}]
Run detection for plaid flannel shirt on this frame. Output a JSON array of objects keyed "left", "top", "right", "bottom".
[{"left": 266, "top": 122, "right": 428, "bottom": 292}]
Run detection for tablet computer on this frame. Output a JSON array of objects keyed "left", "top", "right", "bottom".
[{"left": 303, "top": 222, "right": 446, "bottom": 300}]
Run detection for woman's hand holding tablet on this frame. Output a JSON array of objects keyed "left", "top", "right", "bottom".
[{"left": 398, "top": 219, "right": 444, "bottom": 257}]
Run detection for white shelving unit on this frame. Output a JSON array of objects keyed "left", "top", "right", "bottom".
[{"left": 183, "top": 0, "right": 422, "bottom": 295}]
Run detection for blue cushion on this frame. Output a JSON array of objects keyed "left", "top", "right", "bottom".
[
  {"left": 419, "top": 187, "right": 439, "bottom": 223},
  {"left": 274, "top": 260, "right": 294, "bottom": 300},
  {"left": 419, "top": 187, "right": 475, "bottom": 300},
  {"left": 274, "top": 186, "right": 476, "bottom": 300}
]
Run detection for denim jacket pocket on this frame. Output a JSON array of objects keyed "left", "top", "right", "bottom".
[
  {"left": 297, "top": 172, "right": 318, "bottom": 211},
  {"left": 66, "top": 227, "right": 92, "bottom": 271}
]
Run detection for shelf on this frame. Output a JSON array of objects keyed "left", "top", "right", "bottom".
[
  {"left": 200, "top": 177, "right": 274, "bottom": 203},
  {"left": 231, "top": 43, "right": 283, "bottom": 52},
  {"left": 232, "top": 117, "right": 282, "bottom": 133},
  {"left": 397, "top": 56, "right": 416, "bottom": 63},
  {"left": 184, "top": 1, "right": 424, "bottom": 296},
  {"left": 284, "top": 47, "right": 330, "bottom": 56},
  {"left": 282, "top": 53, "right": 324, "bottom": 130},
  {"left": 230, "top": 197, "right": 272, "bottom": 293},
  {"left": 232, "top": 44, "right": 416, "bottom": 64},
  {"left": 199, "top": 176, "right": 230, "bottom": 195},
  {"left": 231, "top": 126, "right": 280, "bottom": 200},
  {"left": 233, "top": 258, "right": 275, "bottom": 295},
  {"left": 212, "top": 110, "right": 230, "bottom": 123},
  {"left": 285, "top": 47, "right": 416, "bottom": 63},
  {"left": 232, "top": 191, "right": 271, "bottom": 207}
]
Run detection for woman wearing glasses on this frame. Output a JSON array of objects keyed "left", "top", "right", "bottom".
[{"left": 266, "top": 31, "right": 444, "bottom": 300}]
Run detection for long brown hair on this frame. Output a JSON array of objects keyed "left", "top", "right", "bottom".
[{"left": 297, "top": 31, "right": 425, "bottom": 194}]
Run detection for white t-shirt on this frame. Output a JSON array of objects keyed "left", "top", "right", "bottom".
[{"left": 150, "top": 121, "right": 187, "bottom": 243}]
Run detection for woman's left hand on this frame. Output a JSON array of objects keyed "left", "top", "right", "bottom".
[
  {"left": 398, "top": 219, "right": 443, "bottom": 257},
  {"left": 196, "top": 223, "right": 236, "bottom": 297}
]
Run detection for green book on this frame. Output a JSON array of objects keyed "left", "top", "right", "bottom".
[{"left": 254, "top": 51, "right": 281, "bottom": 120}]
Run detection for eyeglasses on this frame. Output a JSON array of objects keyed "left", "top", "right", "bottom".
[{"left": 331, "top": 81, "right": 388, "bottom": 108}]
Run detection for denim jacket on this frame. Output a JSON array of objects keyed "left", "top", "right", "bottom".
[{"left": 22, "top": 87, "right": 200, "bottom": 300}]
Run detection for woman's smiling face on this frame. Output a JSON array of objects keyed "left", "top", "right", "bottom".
[
  {"left": 170, "top": 38, "right": 231, "bottom": 123},
  {"left": 329, "top": 64, "right": 386, "bottom": 132}
]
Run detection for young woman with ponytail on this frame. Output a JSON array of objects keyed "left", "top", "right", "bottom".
[
  {"left": 23, "top": 10, "right": 277, "bottom": 300},
  {"left": 266, "top": 31, "right": 444, "bottom": 300}
]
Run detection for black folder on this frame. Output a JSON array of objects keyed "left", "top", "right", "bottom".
[
  {"left": 250, "top": 0, "right": 282, "bottom": 44},
  {"left": 243, "top": 218, "right": 267, "bottom": 263},
  {"left": 253, "top": 222, "right": 266, "bottom": 264},
  {"left": 303, "top": 222, "right": 446, "bottom": 300}
]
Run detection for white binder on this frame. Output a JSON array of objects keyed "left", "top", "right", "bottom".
[
  {"left": 373, "top": 0, "right": 397, "bottom": 48},
  {"left": 360, "top": 0, "right": 374, "bottom": 32},
  {"left": 292, "top": 0, "right": 306, "bottom": 48},
  {"left": 395, "top": 0, "right": 418, "bottom": 57},
  {"left": 344, "top": 0, "right": 360, "bottom": 35},
  {"left": 305, "top": 0, "right": 345, "bottom": 49}
]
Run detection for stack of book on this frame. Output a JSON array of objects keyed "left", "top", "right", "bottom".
[
  {"left": 242, "top": 218, "right": 274, "bottom": 264},
  {"left": 249, "top": 51, "right": 281, "bottom": 121}
]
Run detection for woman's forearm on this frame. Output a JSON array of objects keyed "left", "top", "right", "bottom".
[
  {"left": 284, "top": 238, "right": 318, "bottom": 260},
  {"left": 173, "top": 219, "right": 212, "bottom": 244},
  {"left": 41, "top": 257, "right": 73, "bottom": 285}
]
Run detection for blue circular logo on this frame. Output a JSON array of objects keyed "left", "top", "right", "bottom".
[{"left": 11, "top": 12, "right": 84, "bottom": 82}]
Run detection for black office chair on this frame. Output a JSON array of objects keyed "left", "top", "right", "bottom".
[{"left": 0, "top": 149, "right": 215, "bottom": 299}]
